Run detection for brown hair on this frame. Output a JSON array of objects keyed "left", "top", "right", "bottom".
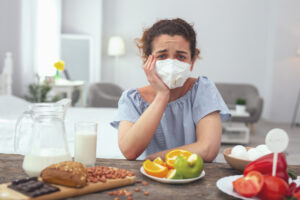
[{"left": 136, "top": 18, "right": 200, "bottom": 63}]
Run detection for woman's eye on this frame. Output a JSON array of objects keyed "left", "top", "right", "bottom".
[
  {"left": 157, "top": 55, "right": 165, "bottom": 59},
  {"left": 177, "top": 55, "right": 186, "bottom": 60}
]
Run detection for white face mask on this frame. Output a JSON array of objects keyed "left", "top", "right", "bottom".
[{"left": 155, "top": 59, "right": 191, "bottom": 89}]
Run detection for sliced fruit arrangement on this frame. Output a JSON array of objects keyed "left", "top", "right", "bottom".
[
  {"left": 232, "top": 153, "right": 300, "bottom": 200},
  {"left": 153, "top": 157, "right": 166, "bottom": 167},
  {"left": 175, "top": 154, "right": 203, "bottom": 179},
  {"left": 165, "top": 149, "right": 192, "bottom": 169},
  {"left": 143, "top": 160, "right": 168, "bottom": 178},
  {"left": 142, "top": 149, "right": 204, "bottom": 180},
  {"left": 233, "top": 171, "right": 264, "bottom": 198}
]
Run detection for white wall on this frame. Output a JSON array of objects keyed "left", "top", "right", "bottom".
[
  {"left": 268, "top": 0, "right": 300, "bottom": 122},
  {"left": 61, "top": 0, "right": 103, "bottom": 82},
  {"left": 0, "top": 0, "right": 22, "bottom": 96}
]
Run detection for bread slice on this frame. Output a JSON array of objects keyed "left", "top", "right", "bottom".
[{"left": 41, "top": 161, "right": 87, "bottom": 188}]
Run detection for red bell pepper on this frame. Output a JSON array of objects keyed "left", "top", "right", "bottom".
[{"left": 243, "top": 153, "right": 289, "bottom": 183}]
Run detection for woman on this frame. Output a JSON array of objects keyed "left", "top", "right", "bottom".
[{"left": 111, "top": 18, "right": 230, "bottom": 162}]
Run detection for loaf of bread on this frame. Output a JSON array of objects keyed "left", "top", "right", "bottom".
[{"left": 41, "top": 161, "right": 87, "bottom": 188}]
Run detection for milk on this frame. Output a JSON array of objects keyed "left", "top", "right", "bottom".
[
  {"left": 74, "top": 131, "right": 97, "bottom": 166},
  {"left": 23, "top": 148, "right": 72, "bottom": 177}
]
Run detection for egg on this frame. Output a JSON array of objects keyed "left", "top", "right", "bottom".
[
  {"left": 247, "top": 148, "right": 263, "bottom": 161},
  {"left": 230, "top": 145, "right": 248, "bottom": 160},
  {"left": 256, "top": 144, "right": 272, "bottom": 156}
]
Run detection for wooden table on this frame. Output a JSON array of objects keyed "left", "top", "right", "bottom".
[{"left": 1, "top": 154, "right": 299, "bottom": 200}]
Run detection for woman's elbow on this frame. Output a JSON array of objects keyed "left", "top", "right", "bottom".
[
  {"left": 199, "top": 143, "right": 219, "bottom": 162},
  {"left": 123, "top": 151, "right": 138, "bottom": 160},
  {"left": 118, "top": 142, "right": 139, "bottom": 160}
]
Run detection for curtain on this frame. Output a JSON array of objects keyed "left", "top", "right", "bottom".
[{"left": 21, "top": 0, "right": 61, "bottom": 83}]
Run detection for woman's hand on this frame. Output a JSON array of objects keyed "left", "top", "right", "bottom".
[{"left": 143, "top": 55, "right": 170, "bottom": 97}]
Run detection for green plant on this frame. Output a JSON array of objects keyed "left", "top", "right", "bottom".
[
  {"left": 236, "top": 98, "right": 246, "bottom": 105},
  {"left": 24, "top": 83, "right": 51, "bottom": 102},
  {"left": 24, "top": 74, "right": 61, "bottom": 103}
]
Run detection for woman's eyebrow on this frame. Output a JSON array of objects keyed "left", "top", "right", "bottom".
[
  {"left": 154, "top": 49, "right": 168, "bottom": 54},
  {"left": 176, "top": 50, "right": 188, "bottom": 54}
]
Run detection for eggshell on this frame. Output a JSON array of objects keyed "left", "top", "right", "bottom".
[
  {"left": 256, "top": 144, "right": 272, "bottom": 156},
  {"left": 247, "top": 148, "right": 263, "bottom": 161},
  {"left": 230, "top": 145, "right": 248, "bottom": 160}
]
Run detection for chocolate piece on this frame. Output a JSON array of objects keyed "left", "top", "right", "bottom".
[{"left": 8, "top": 177, "right": 59, "bottom": 198}]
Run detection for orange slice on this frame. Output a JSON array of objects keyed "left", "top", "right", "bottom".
[
  {"left": 165, "top": 149, "right": 192, "bottom": 169},
  {"left": 143, "top": 160, "right": 168, "bottom": 178},
  {"left": 153, "top": 157, "right": 166, "bottom": 167}
]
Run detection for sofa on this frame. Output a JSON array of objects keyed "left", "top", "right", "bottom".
[
  {"left": 87, "top": 82, "right": 123, "bottom": 108},
  {"left": 215, "top": 83, "right": 263, "bottom": 130}
]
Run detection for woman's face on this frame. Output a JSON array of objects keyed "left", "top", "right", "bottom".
[{"left": 151, "top": 34, "right": 194, "bottom": 66}]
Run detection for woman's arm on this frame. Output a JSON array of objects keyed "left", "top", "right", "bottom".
[
  {"left": 118, "top": 92, "right": 169, "bottom": 160},
  {"left": 118, "top": 55, "right": 170, "bottom": 160},
  {"left": 146, "top": 111, "right": 222, "bottom": 162}
]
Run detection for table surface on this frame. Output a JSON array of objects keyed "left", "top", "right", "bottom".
[
  {"left": 52, "top": 80, "right": 84, "bottom": 87},
  {"left": 1, "top": 154, "right": 299, "bottom": 200},
  {"left": 229, "top": 109, "right": 250, "bottom": 117}
]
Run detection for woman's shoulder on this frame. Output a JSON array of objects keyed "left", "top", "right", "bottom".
[
  {"left": 194, "top": 76, "right": 214, "bottom": 86},
  {"left": 120, "top": 88, "right": 141, "bottom": 104},
  {"left": 191, "top": 76, "right": 215, "bottom": 93}
]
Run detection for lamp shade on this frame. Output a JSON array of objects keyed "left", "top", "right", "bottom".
[
  {"left": 297, "top": 47, "right": 300, "bottom": 56},
  {"left": 107, "top": 36, "right": 126, "bottom": 56}
]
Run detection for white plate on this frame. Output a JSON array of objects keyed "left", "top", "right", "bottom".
[
  {"left": 216, "top": 175, "right": 259, "bottom": 200},
  {"left": 217, "top": 175, "right": 300, "bottom": 200},
  {"left": 140, "top": 166, "right": 205, "bottom": 184}
]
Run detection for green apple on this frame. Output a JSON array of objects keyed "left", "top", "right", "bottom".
[
  {"left": 166, "top": 169, "right": 183, "bottom": 179},
  {"left": 174, "top": 153, "right": 203, "bottom": 179}
]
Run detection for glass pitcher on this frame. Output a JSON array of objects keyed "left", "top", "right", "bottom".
[{"left": 14, "top": 99, "right": 72, "bottom": 177}]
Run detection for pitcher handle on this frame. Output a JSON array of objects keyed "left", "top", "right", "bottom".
[{"left": 14, "top": 111, "right": 33, "bottom": 154}]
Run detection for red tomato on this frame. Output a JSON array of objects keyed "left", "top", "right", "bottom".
[
  {"left": 258, "top": 175, "right": 289, "bottom": 200},
  {"left": 294, "top": 193, "right": 300, "bottom": 200},
  {"left": 233, "top": 171, "right": 264, "bottom": 197}
]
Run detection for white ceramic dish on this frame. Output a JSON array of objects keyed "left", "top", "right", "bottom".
[
  {"left": 216, "top": 175, "right": 259, "bottom": 200},
  {"left": 217, "top": 175, "right": 300, "bottom": 200},
  {"left": 140, "top": 166, "right": 205, "bottom": 184}
]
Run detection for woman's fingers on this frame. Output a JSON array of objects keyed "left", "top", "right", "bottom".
[
  {"left": 144, "top": 55, "right": 152, "bottom": 70},
  {"left": 143, "top": 55, "right": 151, "bottom": 70},
  {"left": 147, "top": 56, "right": 158, "bottom": 83},
  {"left": 149, "top": 56, "right": 156, "bottom": 72}
]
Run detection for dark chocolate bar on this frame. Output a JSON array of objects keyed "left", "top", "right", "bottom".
[{"left": 8, "top": 177, "right": 60, "bottom": 197}]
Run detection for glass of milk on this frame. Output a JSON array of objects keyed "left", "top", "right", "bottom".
[{"left": 74, "top": 122, "right": 98, "bottom": 167}]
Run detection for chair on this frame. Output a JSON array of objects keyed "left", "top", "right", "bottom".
[
  {"left": 87, "top": 82, "right": 123, "bottom": 107},
  {"left": 215, "top": 83, "right": 264, "bottom": 132}
]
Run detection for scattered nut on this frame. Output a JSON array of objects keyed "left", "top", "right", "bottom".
[
  {"left": 125, "top": 191, "right": 132, "bottom": 197},
  {"left": 135, "top": 187, "right": 140, "bottom": 192},
  {"left": 142, "top": 181, "right": 148, "bottom": 186},
  {"left": 144, "top": 191, "right": 149, "bottom": 196},
  {"left": 87, "top": 166, "right": 134, "bottom": 183}
]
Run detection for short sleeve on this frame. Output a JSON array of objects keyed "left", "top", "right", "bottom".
[
  {"left": 192, "top": 77, "right": 231, "bottom": 124},
  {"left": 110, "top": 90, "right": 142, "bottom": 129}
]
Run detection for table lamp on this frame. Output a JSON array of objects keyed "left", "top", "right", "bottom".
[
  {"left": 107, "top": 36, "right": 126, "bottom": 57},
  {"left": 107, "top": 36, "right": 126, "bottom": 82},
  {"left": 291, "top": 47, "right": 300, "bottom": 127}
]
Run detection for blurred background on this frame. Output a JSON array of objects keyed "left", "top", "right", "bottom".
[{"left": 1, "top": 0, "right": 300, "bottom": 123}]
